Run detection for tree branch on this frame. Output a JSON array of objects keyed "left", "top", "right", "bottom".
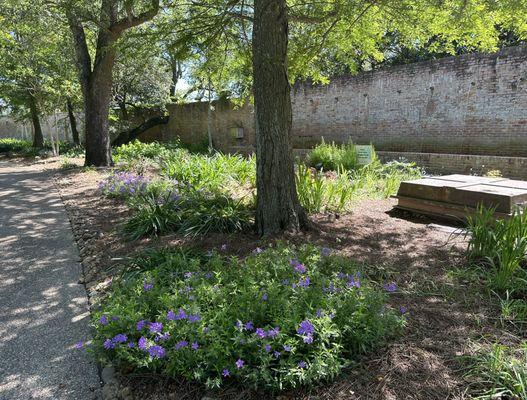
[{"left": 110, "top": 0, "right": 160, "bottom": 36}]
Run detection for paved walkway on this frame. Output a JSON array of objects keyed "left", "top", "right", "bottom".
[{"left": 0, "top": 160, "right": 100, "bottom": 399}]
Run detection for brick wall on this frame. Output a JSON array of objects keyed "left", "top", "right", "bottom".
[{"left": 162, "top": 45, "right": 527, "bottom": 178}]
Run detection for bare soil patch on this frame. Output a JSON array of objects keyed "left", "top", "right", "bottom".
[{"left": 51, "top": 165, "right": 515, "bottom": 400}]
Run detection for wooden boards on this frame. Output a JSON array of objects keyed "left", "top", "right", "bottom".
[{"left": 395, "top": 175, "right": 527, "bottom": 221}]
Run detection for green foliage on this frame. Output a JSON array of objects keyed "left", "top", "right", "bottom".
[
  {"left": 124, "top": 193, "right": 181, "bottom": 240},
  {"left": 466, "top": 206, "right": 527, "bottom": 292},
  {"left": 466, "top": 343, "right": 527, "bottom": 399},
  {"left": 0, "top": 138, "right": 33, "bottom": 154},
  {"left": 113, "top": 140, "right": 181, "bottom": 163},
  {"left": 91, "top": 244, "right": 405, "bottom": 390},
  {"left": 295, "top": 164, "right": 354, "bottom": 213},
  {"left": 123, "top": 190, "right": 253, "bottom": 239},
  {"left": 306, "top": 139, "right": 359, "bottom": 171}
]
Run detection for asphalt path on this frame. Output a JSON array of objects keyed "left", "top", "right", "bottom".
[{"left": 0, "top": 160, "right": 100, "bottom": 399}]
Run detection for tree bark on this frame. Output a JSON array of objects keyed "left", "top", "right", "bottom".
[
  {"left": 28, "top": 92, "right": 44, "bottom": 148},
  {"left": 66, "top": 98, "right": 80, "bottom": 146},
  {"left": 66, "top": 0, "right": 160, "bottom": 166},
  {"left": 253, "top": 0, "right": 308, "bottom": 236}
]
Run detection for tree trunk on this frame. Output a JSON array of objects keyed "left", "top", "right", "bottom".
[
  {"left": 253, "top": 0, "right": 308, "bottom": 236},
  {"left": 66, "top": 98, "right": 80, "bottom": 146},
  {"left": 28, "top": 92, "right": 44, "bottom": 148}
]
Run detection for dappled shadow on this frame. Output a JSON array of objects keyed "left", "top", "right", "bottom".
[{"left": 0, "top": 160, "right": 100, "bottom": 399}]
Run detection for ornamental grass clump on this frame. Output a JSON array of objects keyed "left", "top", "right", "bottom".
[{"left": 90, "top": 245, "right": 405, "bottom": 390}]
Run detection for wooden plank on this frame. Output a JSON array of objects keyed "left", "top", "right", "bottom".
[
  {"left": 398, "top": 178, "right": 475, "bottom": 203},
  {"left": 396, "top": 196, "right": 512, "bottom": 221},
  {"left": 449, "top": 184, "right": 527, "bottom": 213},
  {"left": 433, "top": 174, "right": 508, "bottom": 184}
]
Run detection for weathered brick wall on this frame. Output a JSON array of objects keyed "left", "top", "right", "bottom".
[
  {"left": 163, "top": 46, "right": 527, "bottom": 177},
  {"left": 291, "top": 45, "right": 527, "bottom": 156},
  {"left": 165, "top": 100, "right": 255, "bottom": 152},
  {"left": 377, "top": 152, "right": 527, "bottom": 180}
]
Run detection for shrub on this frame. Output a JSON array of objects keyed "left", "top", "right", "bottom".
[
  {"left": 466, "top": 206, "right": 527, "bottom": 292},
  {"left": 0, "top": 138, "right": 34, "bottom": 154},
  {"left": 90, "top": 244, "right": 405, "bottom": 390},
  {"left": 113, "top": 140, "right": 181, "bottom": 163},
  {"left": 306, "top": 139, "right": 359, "bottom": 171}
]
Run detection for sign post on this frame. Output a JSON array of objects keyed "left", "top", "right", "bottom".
[{"left": 356, "top": 144, "right": 373, "bottom": 165}]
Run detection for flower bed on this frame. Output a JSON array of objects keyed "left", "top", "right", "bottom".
[{"left": 90, "top": 244, "right": 405, "bottom": 390}]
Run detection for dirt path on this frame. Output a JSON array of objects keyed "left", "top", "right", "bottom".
[{"left": 0, "top": 160, "right": 100, "bottom": 399}]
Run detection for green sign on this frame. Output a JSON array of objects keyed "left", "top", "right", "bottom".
[{"left": 356, "top": 145, "right": 373, "bottom": 165}]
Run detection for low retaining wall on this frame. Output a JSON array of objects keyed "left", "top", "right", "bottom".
[{"left": 377, "top": 151, "right": 527, "bottom": 180}]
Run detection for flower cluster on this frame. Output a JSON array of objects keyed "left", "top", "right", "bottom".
[
  {"left": 98, "top": 171, "right": 150, "bottom": 198},
  {"left": 92, "top": 244, "right": 406, "bottom": 390}
]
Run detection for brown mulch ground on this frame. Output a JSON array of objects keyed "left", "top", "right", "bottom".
[{"left": 48, "top": 161, "right": 518, "bottom": 400}]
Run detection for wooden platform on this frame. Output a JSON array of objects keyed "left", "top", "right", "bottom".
[{"left": 394, "top": 174, "right": 527, "bottom": 221}]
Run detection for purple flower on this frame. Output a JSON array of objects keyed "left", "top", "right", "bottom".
[
  {"left": 136, "top": 320, "right": 147, "bottom": 331},
  {"left": 264, "top": 344, "right": 272, "bottom": 353},
  {"left": 99, "top": 315, "right": 109, "bottom": 325},
  {"left": 222, "top": 369, "right": 230, "bottom": 377},
  {"left": 267, "top": 327, "right": 280, "bottom": 338},
  {"left": 235, "top": 321, "right": 243, "bottom": 330},
  {"left": 103, "top": 339, "right": 114, "bottom": 350},
  {"left": 175, "top": 340, "right": 188, "bottom": 350},
  {"left": 127, "top": 342, "right": 135, "bottom": 348},
  {"left": 298, "top": 360, "right": 307, "bottom": 369},
  {"left": 155, "top": 332, "right": 170, "bottom": 342},
  {"left": 400, "top": 306, "right": 407, "bottom": 314},
  {"left": 75, "top": 341, "right": 84, "bottom": 349},
  {"left": 236, "top": 359, "right": 245, "bottom": 369},
  {"left": 112, "top": 334, "right": 128, "bottom": 343},
  {"left": 255, "top": 328, "right": 267, "bottom": 339},
  {"left": 316, "top": 309, "right": 323, "bottom": 317},
  {"left": 282, "top": 279, "right": 290, "bottom": 285},
  {"left": 384, "top": 282, "right": 397, "bottom": 292},
  {"left": 149, "top": 322, "right": 163, "bottom": 334},
  {"left": 297, "top": 320, "right": 315, "bottom": 336},
  {"left": 273, "top": 351, "right": 280, "bottom": 358},
  {"left": 148, "top": 345, "right": 166, "bottom": 359},
  {"left": 347, "top": 276, "right": 361, "bottom": 288},
  {"left": 244, "top": 321, "right": 254, "bottom": 331},
  {"left": 188, "top": 314, "right": 201, "bottom": 323},
  {"left": 138, "top": 337, "right": 148, "bottom": 351},
  {"left": 110, "top": 316, "right": 119, "bottom": 322},
  {"left": 203, "top": 326, "right": 210, "bottom": 334},
  {"left": 191, "top": 342, "right": 199, "bottom": 350},
  {"left": 290, "top": 259, "right": 307, "bottom": 274},
  {"left": 167, "top": 310, "right": 176, "bottom": 321},
  {"left": 262, "top": 293, "right": 268, "bottom": 301},
  {"left": 283, "top": 345, "right": 292, "bottom": 352},
  {"left": 143, "top": 281, "right": 154, "bottom": 291},
  {"left": 298, "top": 277, "right": 310, "bottom": 288},
  {"left": 321, "top": 247, "right": 331, "bottom": 257},
  {"left": 175, "top": 308, "right": 187, "bottom": 320},
  {"left": 303, "top": 334, "right": 314, "bottom": 344},
  {"left": 184, "top": 272, "right": 193, "bottom": 279}
]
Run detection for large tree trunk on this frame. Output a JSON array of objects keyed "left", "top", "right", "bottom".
[
  {"left": 28, "top": 92, "right": 44, "bottom": 148},
  {"left": 66, "top": 98, "right": 80, "bottom": 146},
  {"left": 67, "top": 0, "right": 160, "bottom": 167},
  {"left": 253, "top": 0, "right": 308, "bottom": 236},
  {"left": 83, "top": 39, "right": 116, "bottom": 166}
]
